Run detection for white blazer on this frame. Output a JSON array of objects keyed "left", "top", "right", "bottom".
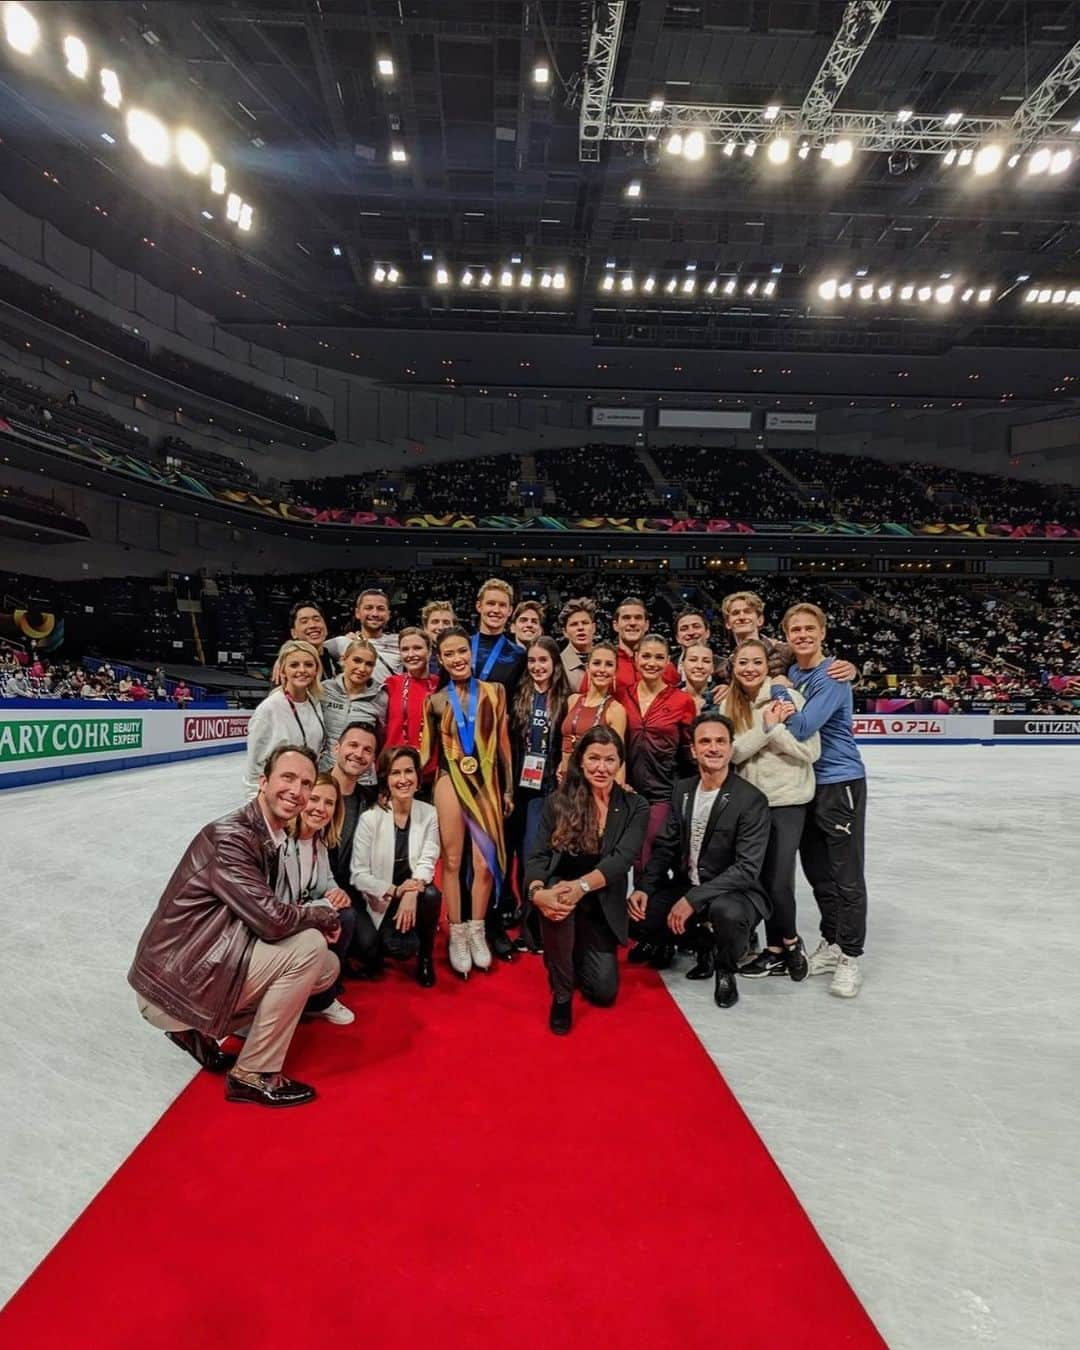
[{"left": 349, "top": 798, "right": 440, "bottom": 929}]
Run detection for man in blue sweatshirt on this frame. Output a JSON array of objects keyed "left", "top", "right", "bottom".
[{"left": 770, "top": 602, "right": 868, "bottom": 999}]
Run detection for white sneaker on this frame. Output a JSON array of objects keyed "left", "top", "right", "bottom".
[
  {"left": 448, "top": 921, "right": 473, "bottom": 978},
  {"left": 467, "top": 918, "right": 492, "bottom": 971},
  {"left": 829, "top": 954, "right": 863, "bottom": 999},
  {"left": 316, "top": 999, "right": 355, "bottom": 1025},
  {"left": 807, "top": 938, "right": 841, "bottom": 976}
]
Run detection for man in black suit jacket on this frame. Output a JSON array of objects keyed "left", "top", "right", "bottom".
[{"left": 629, "top": 711, "right": 770, "bottom": 1008}]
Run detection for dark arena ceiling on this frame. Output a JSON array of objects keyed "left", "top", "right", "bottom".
[{"left": 1, "top": 0, "right": 1079, "bottom": 410}]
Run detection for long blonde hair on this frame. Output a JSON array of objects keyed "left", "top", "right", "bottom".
[
  {"left": 275, "top": 638, "right": 324, "bottom": 700},
  {"left": 722, "top": 638, "right": 770, "bottom": 734}
]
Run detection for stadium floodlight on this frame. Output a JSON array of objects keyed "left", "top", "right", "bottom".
[
  {"left": 390, "top": 144, "right": 408, "bottom": 163},
  {"left": 973, "top": 144, "right": 1003, "bottom": 176},
  {"left": 665, "top": 132, "right": 684, "bottom": 156},
  {"left": 520, "top": 270, "right": 533, "bottom": 288},
  {"left": 552, "top": 270, "right": 567, "bottom": 290},
  {"left": 764, "top": 103, "right": 780, "bottom": 121},
  {"left": 977, "top": 287, "right": 993, "bottom": 303},
  {"left": 797, "top": 142, "right": 810, "bottom": 159},
  {"left": 373, "top": 265, "right": 387, "bottom": 283},
  {"left": 723, "top": 139, "right": 736, "bottom": 157},
  {"left": 648, "top": 95, "right": 665, "bottom": 114},
  {"left": 763, "top": 279, "right": 777, "bottom": 296},
  {"left": 899, "top": 284, "right": 915, "bottom": 300},
  {"left": 820, "top": 143, "right": 834, "bottom": 161},
  {"left": 767, "top": 137, "right": 790, "bottom": 165},
  {"left": 126, "top": 109, "right": 171, "bottom": 167},
  {"left": 210, "top": 163, "right": 226, "bottom": 194},
  {"left": 1028, "top": 146, "right": 1052, "bottom": 174},
  {"left": 961, "top": 287, "right": 974, "bottom": 301},
  {"left": 943, "top": 149, "right": 957, "bottom": 166},
  {"left": 957, "top": 148, "right": 973, "bottom": 167},
  {"left": 601, "top": 274, "right": 615, "bottom": 292},
  {"left": 896, "top": 109, "right": 913, "bottom": 123},
  {"left": 386, "top": 266, "right": 399, "bottom": 282},
  {"left": 64, "top": 35, "right": 88, "bottom": 79},
  {"left": 1024, "top": 287, "right": 1039, "bottom": 302},
  {"left": 176, "top": 129, "right": 210, "bottom": 176},
  {"left": 3, "top": 3, "right": 39, "bottom": 55},
  {"left": 917, "top": 285, "right": 933, "bottom": 302},
  {"left": 462, "top": 268, "right": 475, "bottom": 286},
  {"left": 226, "top": 192, "right": 242, "bottom": 222},
  {"left": 830, "top": 139, "right": 853, "bottom": 167},
  {"left": 435, "top": 266, "right": 449, "bottom": 284},
  {"left": 100, "top": 68, "right": 122, "bottom": 109},
  {"left": 377, "top": 56, "right": 395, "bottom": 78},
  {"left": 837, "top": 281, "right": 852, "bottom": 298},
  {"left": 1052, "top": 288, "right": 1067, "bottom": 303},
  {"left": 538, "top": 272, "right": 552, "bottom": 288},
  {"left": 499, "top": 269, "right": 514, "bottom": 288},
  {"left": 816, "top": 274, "right": 839, "bottom": 299},
  {"left": 237, "top": 203, "right": 253, "bottom": 232},
  {"left": 935, "top": 284, "right": 954, "bottom": 303},
  {"left": 643, "top": 275, "right": 656, "bottom": 293},
  {"left": 877, "top": 283, "right": 893, "bottom": 301},
  {"left": 944, "top": 111, "right": 962, "bottom": 127},
  {"left": 1007, "top": 152, "right": 1021, "bottom": 167},
  {"left": 532, "top": 62, "right": 550, "bottom": 87},
  {"left": 1068, "top": 290, "right": 1080, "bottom": 304},
  {"left": 626, "top": 179, "right": 641, "bottom": 198},
  {"left": 1050, "top": 148, "right": 1073, "bottom": 175},
  {"left": 705, "top": 278, "right": 718, "bottom": 294},
  {"left": 1037, "top": 288, "right": 1052, "bottom": 302},
  {"left": 682, "top": 277, "right": 696, "bottom": 294},
  {"left": 746, "top": 280, "right": 758, "bottom": 296},
  {"left": 723, "top": 277, "right": 737, "bottom": 295},
  {"left": 480, "top": 270, "right": 493, "bottom": 287},
  {"left": 743, "top": 138, "right": 757, "bottom": 157},
  {"left": 683, "top": 129, "right": 706, "bottom": 161},
  {"left": 620, "top": 274, "right": 634, "bottom": 292},
  {"left": 858, "top": 282, "right": 874, "bottom": 300}
]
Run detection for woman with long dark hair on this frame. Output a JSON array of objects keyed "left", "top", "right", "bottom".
[
  {"left": 557, "top": 641, "right": 628, "bottom": 782},
  {"left": 421, "top": 625, "right": 514, "bottom": 978},
  {"left": 524, "top": 725, "right": 648, "bottom": 1034},
  {"left": 350, "top": 746, "right": 441, "bottom": 988},
  {"left": 508, "top": 636, "right": 570, "bottom": 950}
]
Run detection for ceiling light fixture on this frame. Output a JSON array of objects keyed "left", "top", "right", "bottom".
[
  {"left": 944, "top": 111, "right": 962, "bottom": 127},
  {"left": 100, "top": 68, "right": 121, "bottom": 108},
  {"left": 3, "top": 2, "right": 39, "bottom": 55},
  {"left": 626, "top": 180, "right": 641, "bottom": 198},
  {"left": 377, "top": 56, "right": 395, "bottom": 78},
  {"left": 176, "top": 129, "right": 210, "bottom": 176},
  {"left": 390, "top": 144, "right": 408, "bottom": 163},
  {"left": 830, "top": 139, "right": 853, "bottom": 166},
  {"left": 764, "top": 103, "right": 780, "bottom": 121},
  {"left": 973, "top": 144, "right": 1003, "bottom": 176},
  {"left": 665, "top": 131, "right": 684, "bottom": 156},
  {"left": 767, "top": 137, "right": 790, "bottom": 165},
  {"left": 532, "top": 62, "right": 550, "bottom": 87},
  {"left": 63, "top": 34, "right": 88, "bottom": 78},
  {"left": 683, "top": 129, "right": 706, "bottom": 160},
  {"left": 1028, "top": 146, "right": 1052, "bottom": 174},
  {"left": 126, "top": 108, "right": 171, "bottom": 166}
]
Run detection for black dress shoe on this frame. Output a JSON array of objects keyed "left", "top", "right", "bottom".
[
  {"left": 627, "top": 942, "right": 655, "bottom": 966},
  {"left": 685, "top": 948, "right": 715, "bottom": 980},
  {"left": 648, "top": 943, "right": 675, "bottom": 971},
  {"left": 549, "top": 998, "right": 572, "bottom": 1035},
  {"left": 166, "top": 1029, "right": 236, "bottom": 1074},
  {"left": 225, "top": 1072, "right": 316, "bottom": 1107},
  {"left": 714, "top": 970, "right": 739, "bottom": 1009},
  {"left": 417, "top": 956, "right": 436, "bottom": 988},
  {"left": 488, "top": 927, "right": 516, "bottom": 962}
]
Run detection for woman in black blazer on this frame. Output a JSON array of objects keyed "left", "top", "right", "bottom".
[{"left": 525, "top": 725, "right": 649, "bottom": 1035}]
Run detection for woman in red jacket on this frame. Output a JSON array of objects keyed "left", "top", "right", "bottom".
[{"left": 382, "top": 627, "right": 439, "bottom": 789}]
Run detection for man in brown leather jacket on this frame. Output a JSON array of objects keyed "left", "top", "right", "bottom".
[{"left": 129, "top": 744, "right": 341, "bottom": 1107}]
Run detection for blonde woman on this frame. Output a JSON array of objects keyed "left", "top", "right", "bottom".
[
  {"left": 243, "top": 639, "right": 327, "bottom": 794},
  {"left": 718, "top": 638, "right": 820, "bottom": 981},
  {"left": 320, "top": 636, "right": 388, "bottom": 769},
  {"left": 283, "top": 773, "right": 355, "bottom": 1025}
]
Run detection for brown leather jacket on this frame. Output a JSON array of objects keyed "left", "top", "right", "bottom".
[{"left": 128, "top": 798, "right": 338, "bottom": 1038}]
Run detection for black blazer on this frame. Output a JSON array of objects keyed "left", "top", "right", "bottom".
[
  {"left": 639, "top": 773, "right": 771, "bottom": 919},
  {"left": 525, "top": 785, "right": 649, "bottom": 944}
]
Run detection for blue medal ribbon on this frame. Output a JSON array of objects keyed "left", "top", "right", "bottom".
[
  {"left": 447, "top": 677, "right": 479, "bottom": 758},
  {"left": 472, "top": 632, "right": 506, "bottom": 681}
]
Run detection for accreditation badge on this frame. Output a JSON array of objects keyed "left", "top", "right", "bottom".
[{"left": 519, "top": 753, "right": 545, "bottom": 789}]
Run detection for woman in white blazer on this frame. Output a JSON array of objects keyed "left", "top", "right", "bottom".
[
  {"left": 350, "top": 744, "right": 441, "bottom": 987},
  {"left": 718, "top": 638, "right": 821, "bottom": 982}
]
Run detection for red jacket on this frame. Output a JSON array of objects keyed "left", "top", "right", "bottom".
[
  {"left": 383, "top": 672, "right": 439, "bottom": 779},
  {"left": 620, "top": 684, "right": 697, "bottom": 803}
]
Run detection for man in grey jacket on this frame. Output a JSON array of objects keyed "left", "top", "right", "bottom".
[{"left": 129, "top": 745, "right": 341, "bottom": 1107}]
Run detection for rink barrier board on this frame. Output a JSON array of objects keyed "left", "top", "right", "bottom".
[{"left": 0, "top": 705, "right": 250, "bottom": 789}]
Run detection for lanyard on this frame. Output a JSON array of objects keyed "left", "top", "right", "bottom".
[
  {"left": 447, "top": 678, "right": 479, "bottom": 757},
  {"left": 472, "top": 632, "right": 506, "bottom": 680},
  {"left": 529, "top": 691, "right": 551, "bottom": 757},
  {"left": 284, "top": 691, "right": 324, "bottom": 747}
]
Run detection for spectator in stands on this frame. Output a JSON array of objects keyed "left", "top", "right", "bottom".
[
  {"left": 66, "top": 390, "right": 79, "bottom": 407},
  {"left": 320, "top": 637, "right": 388, "bottom": 771},
  {"left": 559, "top": 642, "right": 628, "bottom": 782},
  {"left": 472, "top": 577, "right": 526, "bottom": 691},
  {"left": 612, "top": 596, "right": 679, "bottom": 699},
  {"left": 129, "top": 744, "right": 340, "bottom": 1108},
  {"left": 173, "top": 680, "right": 192, "bottom": 708},
  {"left": 326, "top": 589, "right": 401, "bottom": 685},
  {"left": 509, "top": 600, "right": 545, "bottom": 646},
  {"left": 558, "top": 597, "right": 598, "bottom": 692},
  {"left": 350, "top": 746, "right": 442, "bottom": 988},
  {"left": 244, "top": 640, "right": 327, "bottom": 795}
]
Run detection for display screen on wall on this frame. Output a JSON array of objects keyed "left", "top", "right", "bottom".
[
  {"left": 591, "top": 407, "right": 646, "bottom": 427},
  {"left": 657, "top": 410, "right": 753, "bottom": 429}
]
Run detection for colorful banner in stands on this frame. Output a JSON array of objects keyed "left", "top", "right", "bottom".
[
  {"left": 0, "top": 705, "right": 250, "bottom": 788},
  {"left": 20, "top": 434, "right": 1080, "bottom": 540}
]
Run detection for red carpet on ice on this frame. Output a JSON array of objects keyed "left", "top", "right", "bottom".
[{"left": 0, "top": 955, "right": 885, "bottom": 1350}]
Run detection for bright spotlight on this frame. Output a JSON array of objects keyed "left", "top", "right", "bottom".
[
  {"left": 767, "top": 137, "right": 790, "bottom": 165},
  {"left": 665, "top": 277, "right": 678, "bottom": 293},
  {"left": 877, "top": 283, "right": 893, "bottom": 301},
  {"left": 943, "top": 149, "right": 957, "bottom": 166},
  {"left": 837, "top": 281, "right": 852, "bottom": 298},
  {"left": 126, "top": 108, "right": 171, "bottom": 167},
  {"left": 538, "top": 272, "right": 551, "bottom": 289},
  {"left": 682, "top": 277, "right": 696, "bottom": 294},
  {"left": 961, "top": 288, "right": 974, "bottom": 301},
  {"left": 3, "top": 3, "right": 39, "bottom": 55},
  {"left": 899, "top": 284, "right": 914, "bottom": 300},
  {"left": 764, "top": 103, "right": 780, "bottom": 122},
  {"left": 705, "top": 278, "right": 717, "bottom": 294},
  {"left": 723, "top": 139, "right": 736, "bottom": 157},
  {"left": 944, "top": 111, "right": 962, "bottom": 128},
  {"left": 896, "top": 109, "right": 913, "bottom": 123},
  {"left": 499, "top": 269, "right": 514, "bottom": 288},
  {"left": 462, "top": 269, "right": 474, "bottom": 286},
  {"left": 1052, "top": 288, "right": 1067, "bottom": 303},
  {"left": 917, "top": 286, "right": 932, "bottom": 302},
  {"left": 225, "top": 192, "right": 242, "bottom": 222},
  {"left": 100, "top": 68, "right": 122, "bottom": 109},
  {"left": 723, "top": 278, "right": 736, "bottom": 295},
  {"left": 176, "top": 129, "right": 210, "bottom": 176},
  {"left": 743, "top": 139, "right": 757, "bottom": 158},
  {"left": 977, "top": 287, "right": 993, "bottom": 303},
  {"left": 373, "top": 266, "right": 387, "bottom": 283},
  {"left": 797, "top": 142, "right": 810, "bottom": 159},
  {"left": 436, "top": 267, "right": 449, "bottom": 285},
  {"left": 238, "top": 203, "right": 253, "bottom": 232},
  {"left": 763, "top": 279, "right": 776, "bottom": 296},
  {"left": 1028, "top": 147, "right": 1051, "bottom": 175},
  {"left": 831, "top": 139, "right": 854, "bottom": 167},
  {"left": 665, "top": 132, "right": 684, "bottom": 156},
  {"left": 64, "top": 35, "right": 88, "bottom": 79},
  {"left": 386, "top": 266, "right": 399, "bottom": 283},
  {"left": 210, "top": 163, "right": 226, "bottom": 194},
  {"left": 480, "top": 270, "right": 493, "bottom": 288},
  {"left": 1024, "top": 288, "right": 1038, "bottom": 302},
  {"left": 1037, "top": 289, "right": 1051, "bottom": 303},
  {"left": 746, "top": 281, "right": 757, "bottom": 296},
  {"left": 626, "top": 180, "right": 641, "bottom": 198},
  {"left": 1068, "top": 290, "right": 1080, "bottom": 304},
  {"left": 935, "top": 284, "right": 954, "bottom": 303},
  {"left": 532, "top": 62, "right": 550, "bottom": 87},
  {"left": 552, "top": 270, "right": 567, "bottom": 290},
  {"left": 957, "top": 148, "right": 973, "bottom": 167},
  {"left": 643, "top": 275, "right": 656, "bottom": 293},
  {"left": 648, "top": 95, "right": 665, "bottom": 114},
  {"left": 1007, "top": 152, "right": 1021, "bottom": 167},
  {"left": 520, "top": 270, "right": 533, "bottom": 288},
  {"left": 1050, "top": 148, "right": 1073, "bottom": 175},
  {"left": 390, "top": 145, "right": 408, "bottom": 163},
  {"left": 620, "top": 275, "right": 634, "bottom": 293},
  {"left": 820, "top": 143, "right": 834, "bottom": 161},
  {"left": 818, "top": 279, "right": 838, "bottom": 301},
  {"left": 683, "top": 130, "right": 706, "bottom": 161},
  {"left": 377, "top": 56, "right": 395, "bottom": 78},
  {"left": 973, "top": 144, "right": 1003, "bottom": 176},
  {"left": 858, "top": 283, "right": 874, "bottom": 300},
  {"left": 601, "top": 275, "right": 615, "bottom": 292}
]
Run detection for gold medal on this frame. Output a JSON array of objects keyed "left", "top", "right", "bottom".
[{"left": 459, "top": 755, "right": 479, "bottom": 776}]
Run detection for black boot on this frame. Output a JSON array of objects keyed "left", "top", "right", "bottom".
[
  {"left": 417, "top": 956, "right": 436, "bottom": 988},
  {"left": 549, "top": 997, "right": 573, "bottom": 1035},
  {"left": 627, "top": 941, "right": 655, "bottom": 965},
  {"left": 487, "top": 921, "right": 516, "bottom": 962},
  {"left": 714, "top": 968, "right": 739, "bottom": 1009},
  {"left": 648, "top": 943, "right": 675, "bottom": 971},
  {"left": 685, "top": 945, "right": 715, "bottom": 980}
]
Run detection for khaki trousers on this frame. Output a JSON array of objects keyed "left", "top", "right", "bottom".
[{"left": 138, "top": 930, "right": 339, "bottom": 1075}]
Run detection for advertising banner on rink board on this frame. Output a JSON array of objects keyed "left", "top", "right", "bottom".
[
  {"left": 0, "top": 705, "right": 251, "bottom": 788},
  {"left": 854, "top": 714, "right": 1080, "bottom": 742}
]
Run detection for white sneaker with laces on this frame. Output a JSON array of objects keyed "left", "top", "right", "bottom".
[
  {"left": 448, "top": 921, "right": 473, "bottom": 977},
  {"left": 829, "top": 954, "right": 863, "bottom": 999},
  {"left": 466, "top": 918, "right": 492, "bottom": 971},
  {"left": 317, "top": 999, "right": 355, "bottom": 1025},
  {"left": 807, "top": 938, "right": 841, "bottom": 976}
]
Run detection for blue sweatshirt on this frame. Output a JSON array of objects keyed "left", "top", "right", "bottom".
[{"left": 785, "top": 659, "right": 866, "bottom": 785}]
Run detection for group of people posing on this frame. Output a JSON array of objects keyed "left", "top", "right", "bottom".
[{"left": 129, "top": 580, "right": 869, "bottom": 1107}]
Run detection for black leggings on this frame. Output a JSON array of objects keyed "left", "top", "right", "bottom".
[
  {"left": 351, "top": 884, "right": 442, "bottom": 968},
  {"left": 760, "top": 804, "right": 807, "bottom": 947}
]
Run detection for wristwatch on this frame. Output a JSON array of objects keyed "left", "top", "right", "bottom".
[{"left": 578, "top": 878, "right": 591, "bottom": 895}]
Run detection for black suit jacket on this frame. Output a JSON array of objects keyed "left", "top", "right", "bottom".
[
  {"left": 525, "top": 785, "right": 649, "bottom": 944},
  {"left": 639, "top": 773, "right": 771, "bottom": 919}
]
